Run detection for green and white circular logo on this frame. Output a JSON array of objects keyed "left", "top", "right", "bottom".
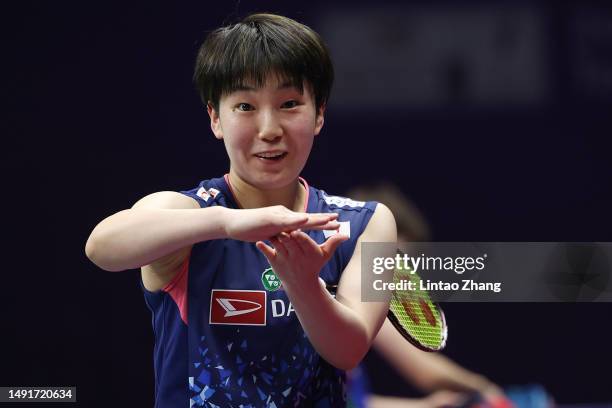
[{"left": 261, "top": 267, "right": 282, "bottom": 291}]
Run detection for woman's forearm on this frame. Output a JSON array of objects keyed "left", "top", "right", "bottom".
[
  {"left": 85, "top": 206, "right": 228, "bottom": 271},
  {"left": 282, "top": 278, "right": 376, "bottom": 371}
]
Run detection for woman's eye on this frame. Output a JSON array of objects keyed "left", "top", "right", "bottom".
[
  {"left": 236, "top": 103, "right": 253, "bottom": 111},
  {"left": 281, "top": 100, "right": 298, "bottom": 109}
]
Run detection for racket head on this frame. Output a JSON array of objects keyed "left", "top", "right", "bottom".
[
  {"left": 388, "top": 264, "right": 448, "bottom": 352},
  {"left": 387, "top": 290, "right": 447, "bottom": 352},
  {"left": 326, "top": 273, "right": 447, "bottom": 352}
]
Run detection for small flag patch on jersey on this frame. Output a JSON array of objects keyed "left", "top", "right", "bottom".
[
  {"left": 210, "top": 290, "right": 267, "bottom": 326},
  {"left": 196, "top": 187, "right": 210, "bottom": 201},
  {"left": 323, "top": 221, "right": 351, "bottom": 239}
]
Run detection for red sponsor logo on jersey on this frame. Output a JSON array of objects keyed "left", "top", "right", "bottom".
[{"left": 209, "top": 290, "right": 267, "bottom": 326}]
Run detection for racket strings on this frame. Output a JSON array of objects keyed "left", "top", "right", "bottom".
[{"left": 390, "top": 267, "right": 445, "bottom": 350}]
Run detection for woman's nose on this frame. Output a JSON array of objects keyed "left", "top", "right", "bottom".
[{"left": 257, "top": 110, "right": 283, "bottom": 142}]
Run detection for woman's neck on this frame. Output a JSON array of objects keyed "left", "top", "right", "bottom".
[{"left": 226, "top": 172, "right": 307, "bottom": 212}]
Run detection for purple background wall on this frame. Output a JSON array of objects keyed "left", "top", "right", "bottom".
[{"left": 3, "top": 1, "right": 611, "bottom": 406}]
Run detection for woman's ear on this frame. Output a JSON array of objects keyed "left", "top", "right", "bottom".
[
  {"left": 207, "top": 102, "right": 223, "bottom": 140},
  {"left": 314, "top": 104, "right": 326, "bottom": 136}
]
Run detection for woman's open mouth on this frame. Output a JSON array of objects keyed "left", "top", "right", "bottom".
[{"left": 254, "top": 151, "right": 288, "bottom": 161}]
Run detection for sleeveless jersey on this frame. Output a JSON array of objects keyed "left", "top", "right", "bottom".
[{"left": 141, "top": 175, "right": 377, "bottom": 407}]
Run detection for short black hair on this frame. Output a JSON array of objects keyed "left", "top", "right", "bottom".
[{"left": 194, "top": 13, "right": 334, "bottom": 112}]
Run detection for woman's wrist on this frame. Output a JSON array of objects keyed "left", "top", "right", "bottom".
[{"left": 216, "top": 206, "right": 235, "bottom": 239}]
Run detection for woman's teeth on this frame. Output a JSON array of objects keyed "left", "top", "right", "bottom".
[{"left": 256, "top": 152, "right": 287, "bottom": 160}]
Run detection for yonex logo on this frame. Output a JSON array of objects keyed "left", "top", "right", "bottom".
[{"left": 209, "top": 290, "right": 266, "bottom": 326}]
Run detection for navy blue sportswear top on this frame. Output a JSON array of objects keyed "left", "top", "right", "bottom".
[{"left": 141, "top": 175, "right": 377, "bottom": 407}]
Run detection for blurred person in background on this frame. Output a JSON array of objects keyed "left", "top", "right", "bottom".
[{"left": 345, "top": 183, "right": 508, "bottom": 408}]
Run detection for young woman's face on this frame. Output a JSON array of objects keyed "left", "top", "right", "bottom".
[{"left": 208, "top": 75, "right": 324, "bottom": 190}]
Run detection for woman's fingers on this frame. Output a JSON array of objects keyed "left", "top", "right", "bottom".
[
  {"left": 291, "top": 230, "right": 322, "bottom": 256},
  {"left": 307, "top": 220, "right": 341, "bottom": 231},
  {"left": 320, "top": 234, "right": 349, "bottom": 259},
  {"left": 270, "top": 236, "right": 289, "bottom": 258},
  {"left": 266, "top": 210, "right": 346, "bottom": 263},
  {"left": 256, "top": 241, "right": 276, "bottom": 260},
  {"left": 281, "top": 214, "right": 310, "bottom": 229},
  {"left": 278, "top": 231, "right": 304, "bottom": 256},
  {"left": 297, "top": 213, "right": 339, "bottom": 230},
  {"left": 274, "top": 229, "right": 347, "bottom": 260}
]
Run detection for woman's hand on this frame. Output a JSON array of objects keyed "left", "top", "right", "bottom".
[
  {"left": 255, "top": 230, "right": 348, "bottom": 289},
  {"left": 224, "top": 206, "right": 339, "bottom": 242}
]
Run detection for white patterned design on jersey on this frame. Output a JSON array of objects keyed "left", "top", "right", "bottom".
[{"left": 322, "top": 193, "right": 365, "bottom": 208}]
